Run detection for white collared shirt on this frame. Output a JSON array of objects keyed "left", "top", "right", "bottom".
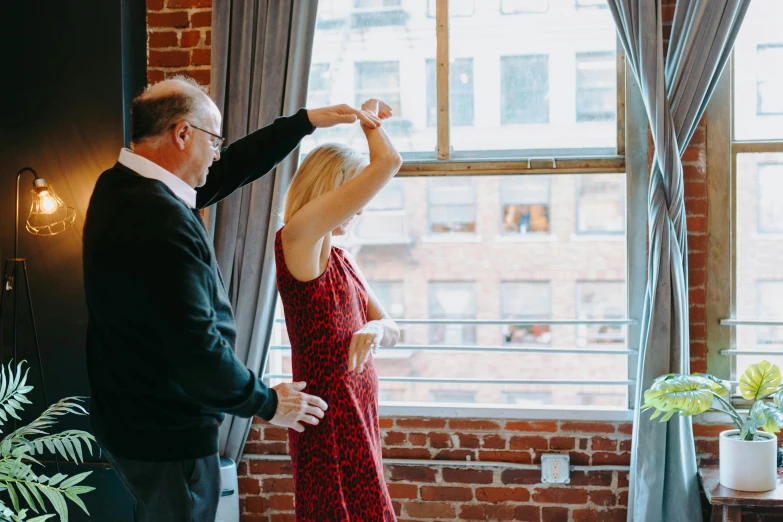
[{"left": 117, "top": 148, "right": 197, "bottom": 209}]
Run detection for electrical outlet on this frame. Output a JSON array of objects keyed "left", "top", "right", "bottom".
[{"left": 541, "top": 454, "right": 570, "bottom": 484}]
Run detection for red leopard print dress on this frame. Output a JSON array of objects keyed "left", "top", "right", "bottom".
[{"left": 275, "top": 229, "right": 396, "bottom": 522}]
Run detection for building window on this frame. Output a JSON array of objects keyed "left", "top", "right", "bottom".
[
  {"left": 369, "top": 280, "right": 405, "bottom": 319},
  {"left": 575, "top": 0, "right": 608, "bottom": 9},
  {"left": 430, "top": 390, "right": 478, "bottom": 403},
  {"left": 757, "top": 281, "right": 783, "bottom": 347},
  {"left": 428, "top": 178, "right": 476, "bottom": 234},
  {"left": 427, "top": 0, "right": 474, "bottom": 17},
  {"left": 501, "top": 0, "right": 549, "bottom": 14},
  {"left": 352, "top": 179, "right": 409, "bottom": 244},
  {"left": 757, "top": 45, "right": 783, "bottom": 116},
  {"left": 352, "top": 0, "right": 407, "bottom": 28},
  {"left": 501, "top": 282, "right": 551, "bottom": 345},
  {"left": 429, "top": 282, "right": 476, "bottom": 345},
  {"left": 757, "top": 163, "right": 783, "bottom": 233},
  {"left": 502, "top": 391, "right": 553, "bottom": 405},
  {"left": 426, "top": 58, "right": 475, "bottom": 127},
  {"left": 576, "top": 52, "right": 616, "bottom": 122},
  {"left": 576, "top": 282, "right": 626, "bottom": 347},
  {"left": 500, "top": 176, "right": 551, "bottom": 234},
  {"left": 576, "top": 174, "right": 625, "bottom": 234},
  {"left": 501, "top": 55, "right": 549, "bottom": 124},
  {"left": 354, "top": 61, "right": 402, "bottom": 117},
  {"left": 307, "top": 63, "right": 332, "bottom": 109}
]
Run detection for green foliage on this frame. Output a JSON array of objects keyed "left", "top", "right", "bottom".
[
  {"left": 0, "top": 362, "right": 96, "bottom": 522},
  {"left": 643, "top": 360, "right": 783, "bottom": 441}
]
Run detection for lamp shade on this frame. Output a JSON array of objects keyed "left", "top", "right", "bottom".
[{"left": 25, "top": 178, "right": 76, "bottom": 236}]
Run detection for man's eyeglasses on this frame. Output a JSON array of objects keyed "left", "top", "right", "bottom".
[{"left": 179, "top": 122, "right": 225, "bottom": 152}]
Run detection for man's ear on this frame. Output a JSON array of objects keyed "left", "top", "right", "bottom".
[{"left": 173, "top": 121, "right": 190, "bottom": 151}]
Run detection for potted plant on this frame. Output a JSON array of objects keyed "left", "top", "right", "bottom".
[
  {"left": 0, "top": 361, "right": 97, "bottom": 521},
  {"left": 643, "top": 360, "right": 783, "bottom": 492}
]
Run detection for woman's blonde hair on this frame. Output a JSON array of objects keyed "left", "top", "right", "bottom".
[{"left": 283, "top": 143, "right": 369, "bottom": 223}]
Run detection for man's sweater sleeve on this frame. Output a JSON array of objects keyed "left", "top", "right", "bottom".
[
  {"left": 143, "top": 217, "right": 278, "bottom": 420},
  {"left": 196, "top": 108, "right": 315, "bottom": 209}
]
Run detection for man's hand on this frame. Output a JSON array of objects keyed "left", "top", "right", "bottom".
[
  {"left": 269, "top": 381, "right": 328, "bottom": 433},
  {"left": 307, "top": 104, "right": 381, "bottom": 129},
  {"left": 348, "top": 322, "right": 383, "bottom": 373}
]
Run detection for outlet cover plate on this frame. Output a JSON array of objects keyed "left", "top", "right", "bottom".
[{"left": 541, "top": 453, "right": 570, "bottom": 484}]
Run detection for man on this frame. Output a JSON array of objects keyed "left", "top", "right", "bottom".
[{"left": 83, "top": 77, "right": 382, "bottom": 521}]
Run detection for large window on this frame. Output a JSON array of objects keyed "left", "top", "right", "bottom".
[
  {"left": 308, "top": 64, "right": 332, "bottom": 109},
  {"left": 710, "top": 0, "right": 783, "bottom": 383},
  {"left": 269, "top": 0, "right": 641, "bottom": 414},
  {"left": 500, "top": 55, "right": 549, "bottom": 125}
]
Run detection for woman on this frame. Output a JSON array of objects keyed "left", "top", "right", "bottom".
[{"left": 276, "top": 98, "right": 403, "bottom": 521}]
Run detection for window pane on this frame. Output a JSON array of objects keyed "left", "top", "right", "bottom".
[
  {"left": 733, "top": 0, "right": 783, "bottom": 140},
  {"left": 500, "top": 176, "right": 551, "bottom": 234},
  {"left": 735, "top": 152, "right": 783, "bottom": 373},
  {"left": 576, "top": 174, "right": 625, "bottom": 234},
  {"left": 426, "top": 58, "right": 475, "bottom": 127},
  {"left": 266, "top": 175, "right": 628, "bottom": 408},
  {"left": 428, "top": 0, "right": 475, "bottom": 17},
  {"left": 302, "top": 0, "right": 436, "bottom": 155},
  {"left": 449, "top": 2, "right": 618, "bottom": 153},
  {"left": 576, "top": 52, "right": 616, "bottom": 122},
  {"left": 429, "top": 177, "right": 477, "bottom": 233},
  {"left": 502, "top": 281, "right": 551, "bottom": 345},
  {"left": 576, "top": 281, "right": 626, "bottom": 346}
]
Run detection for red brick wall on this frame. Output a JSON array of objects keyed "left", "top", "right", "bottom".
[{"left": 142, "top": 1, "right": 775, "bottom": 521}]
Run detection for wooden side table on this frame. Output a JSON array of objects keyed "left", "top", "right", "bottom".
[{"left": 699, "top": 464, "right": 783, "bottom": 521}]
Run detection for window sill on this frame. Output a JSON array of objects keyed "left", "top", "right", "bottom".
[
  {"left": 495, "top": 234, "right": 557, "bottom": 243},
  {"left": 421, "top": 234, "right": 483, "bottom": 243},
  {"left": 569, "top": 233, "right": 625, "bottom": 242},
  {"left": 378, "top": 402, "right": 633, "bottom": 421}
]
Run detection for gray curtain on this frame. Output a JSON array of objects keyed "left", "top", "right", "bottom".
[
  {"left": 208, "top": 0, "right": 319, "bottom": 463},
  {"left": 606, "top": 1, "right": 749, "bottom": 521}
]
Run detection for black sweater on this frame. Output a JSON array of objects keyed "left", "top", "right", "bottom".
[{"left": 83, "top": 109, "right": 314, "bottom": 460}]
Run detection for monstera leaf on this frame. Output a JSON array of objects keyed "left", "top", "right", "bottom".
[
  {"left": 741, "top": 400, "right": 783, "bottom": 440},
  {"left": 643, "top": 374, "right": 729, "bottom": 422},
  {"left": 739, "top": 361, "right": 782, "bottom": 401}
]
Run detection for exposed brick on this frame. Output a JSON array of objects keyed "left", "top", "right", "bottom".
[
  {"left": 569, "top": 452, "right": 591, "bottom": 466},
  {"left": 442, "top": 467, "right": 494, "bottom": 484},
  {"left": 435, "top": 449, "right": 476, "bottom": 461},
  {"left": 167, "top": 0, "right": 212, "bottom": 7},
  {"left": 560, "top": 422, "right": 615, "bottom": 434},
  {"left": 592, "top": 452, "right": 631, "bottom": 466},
  {"left": 270, "top": 515, "right": 295, "bottom": 522},
  {"left": 248, "top": 460, "right": 291, "bottom": 475},
  {"left": 569, "top": 471, "right": 613, "bottom": 487},
  {"left": 618, "top": 489, "right": 629, "bottom": 506},
  {"left": 149, "top": 31, "right": 178, "bottom": 48},
  {"left": 404, "top": 501, "right": 456, "bottom": 519},
  {"left": 206, "top": 30, "right": 211, "bottom": 45},
  {"left": 573, "top": 508, "right": 628, "bottom": 522},
  {"left": 147, "top": 69, "right": 165, "bottom": 84},
  {"left": 428, "top": 432, "right": 453, "bottom": 448},
  {"left": 383, "top": 447, "right": 431, "bottom": 459},
  {"left": 268, "top": 495, "right": 294, "bottom": 511},
  {"left": 694, "top": 423, "right": 733, "bottom": 437},
  {"left": 510, "top": 436, "right": 549, "bottom": 450},
  {"left": 549, "top": 436, "right": 576, "bottom": 450},
  {"left": 620, "top": 439, "right": 632, "bottom": 452},
  {"left": 686, "top": 198, "right": 708, "bottom": 216},
  {"left": 481, "top": 434, "right": 506, "bottom": 449},
  {"left": 191, "top": 11, "right": 212, "bottom": 27},
  {"left": 449, "top": 419, "right": 501, "bottom": 431},
  {"left": 262, "top": 477, "right": 294, "bottom": 494},
  {"left": 457, "top": 433, "right": 481, "bottom": 448},
  {"left": 264, "top": 427, "right": 288, "bottom": 441},
  {"left": 618, "top": 472, "right": 629, "bottom": 488},
  {"left": 477, "top": 450, "right": 532, "bottom": 464},
  {"left": 243, "top": 441, "right": 287, "bottom": 455},
  {"left": 459, "top": 504, "right": 515, "bottom": 520},
  {"left": 388, "top": 465, "right": 437, "bottom": 483},
  {"left": 408, "top": 432, "right": 427, "bottom": 446},
  {"left": 191, "top": 48, "right": 211, "bottom": 66},
  {"left": 515, "top": 505, "right": 541, "bottom": 522},
  {"left": 542, "top": 507, "right": 570, "bottom": 522},
  {"left": 684, "top": 180, "right": 707, "bottom": 199},
  {"left": 147, "top": 0, "right": 165, "bottom": 10},
  {"left": 148, "top": 49, "right": 189, "bottom": 67},
  {"left": 379, "top": 418, "right": 393, "bottom": 429},
  {"left": 505, "top": 421, "right": 558, "bottom": 432},
  {"left": 475, "top": 487, "right": 530, "bottom": 502},
  {"left": 384, "top": 431, "right": 406, "bottom": 446},
  {"left": 533, "top": 486, "right": 589, "bottom": 504},
  {"left": 180, "top": 30, "right": 201, "bottom": 48},
  {"left": 421, "top": 486, "right": 473, "bottom": 501},
  {"left": 695, "top": 439, "right": 719, "bottom": 456},
  {"left": 590, "top": 490, "right": 617, "bottom": 506},
  {"left": 171, "top": 69, "right": 210, "bottom": 86},
  {"left": 387, "top": 483, "right": 418, "bottom": 499},
  {"left": 592, "top": 437, "right": 617, "bottom": 451},
  {"left": 500, "top": 469, "right": 541, "bottom": 485},
  {"left": 244, "top": 495, "right": 267, "bottom": 514},
  {"left": 147, "top": 11, "right": 190, "bottom": 28},
  {"left": 397, "top": 418, "right": 447, "bottom": 429},
  {"left": 238, "top": 477, "right": 260, "bottom": 495}
]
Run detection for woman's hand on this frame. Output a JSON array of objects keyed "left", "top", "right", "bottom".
[
  {"left": 348, "top": 321, "right": 383, "bottom": 373},
  {"left": 360, "top": 99, "right": 393, "bottom": 128}
]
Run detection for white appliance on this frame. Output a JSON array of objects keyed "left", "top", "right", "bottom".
[{"left": 216, "top": 457, "right": 239, "bottom": 522}]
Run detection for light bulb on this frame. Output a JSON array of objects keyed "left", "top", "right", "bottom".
[{"left": 38, "top": 191, "right": 57, "bottom": 214}]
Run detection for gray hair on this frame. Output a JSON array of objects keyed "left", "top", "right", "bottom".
[{"left": 130, "top": 75, "right": 213, "bottom": 144}]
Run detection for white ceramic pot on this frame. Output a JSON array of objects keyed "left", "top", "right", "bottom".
[{"left": 719, "top": 429, "right": 778, "bottom": 492}]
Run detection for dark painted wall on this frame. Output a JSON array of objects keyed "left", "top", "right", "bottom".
[{"left": 0, "top": 1, "right": 145, "bottom": 520}]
